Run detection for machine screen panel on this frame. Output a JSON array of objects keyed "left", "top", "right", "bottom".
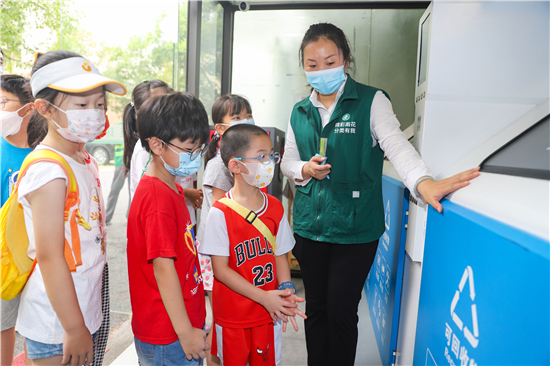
[
  {"left": 481, "top": 114, "right": 550, "bottom": 180},
  {"left": 418, "top": 14, "right": 431, "bottom": 86}
]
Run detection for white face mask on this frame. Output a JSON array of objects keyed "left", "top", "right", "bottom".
[
  {"left": 222, "top": 118, "right": 255, "bottom": 127},
  {"left": 238, "top": 160, "right": 275, "bottom": 188},
  {"left": 1, "top": 104, "right": 29, "bottom": 137},
  {"left": 47, "top": 101, "right": 106, "bottom": 143}
]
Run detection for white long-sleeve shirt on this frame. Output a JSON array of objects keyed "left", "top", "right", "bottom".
[{"left": 280, "top": 78, "right": 432, "bottom": 200}]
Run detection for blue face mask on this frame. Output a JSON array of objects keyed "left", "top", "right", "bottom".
[
  {"left": 160, "top": 143, "right": 203, "bottom": 177},
  {"left": 305, "top": 65, "right": 346, "bottom": 95}
]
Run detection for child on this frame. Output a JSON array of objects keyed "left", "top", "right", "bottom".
[
  {"left": 0, "top": 74, "right": 34, "bottom": 366},
  {"left": 124, "top": 80, "right": 203, "bottom": 228},
  {"left": 196, "top": 94, "right": 253, "bottom": 365},
  {"left": 127, "top": 92, "right": 210, "bottom": 365},
  {"left": 199, "top": 124, "right": 306, "bottom": 366},
  {"left": 17, "top": 50, "right": 126, "bottom": 365}
]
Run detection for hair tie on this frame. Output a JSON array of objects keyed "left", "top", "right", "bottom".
[{"left": 130, "top": 102, "right": 134, "bottom": 107}]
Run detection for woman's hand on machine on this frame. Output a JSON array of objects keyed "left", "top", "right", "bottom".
[
  {"left": 416, "top": 167, "right": 481, "bottom": 213},
  {"left": 301, "top": 155, "right": 331, "bottom": 181}
]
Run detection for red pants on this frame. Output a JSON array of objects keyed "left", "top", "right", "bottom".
[{"left": 212, "top": 321, "right": 281, "bottom": 366}]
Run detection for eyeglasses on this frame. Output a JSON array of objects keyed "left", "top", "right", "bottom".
[
  {"left": 0, "top": 98, "right": 21, "bottom": 109},
  {"left": 234, "top": 152, "right": 281, "bottom": 165},
  {"left": 164, "top": 141, "right": 209, "bottom": 161}
]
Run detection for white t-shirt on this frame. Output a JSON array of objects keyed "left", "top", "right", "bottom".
[
  {"left": 196, "top": 154, "right": 234, "bottom": 242},
  {"left": 199, "top": 190, "right": 294, "bottom": 257},
  {"left": 16, "top": 146, "right": 105, "bottom": 344},
  {"left": 130, "top": 140, "right": 197, "bottom": 225}
]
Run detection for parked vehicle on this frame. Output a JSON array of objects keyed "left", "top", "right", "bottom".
[{"left": 84, "top": 143, "right": 115, "bottom": 165}]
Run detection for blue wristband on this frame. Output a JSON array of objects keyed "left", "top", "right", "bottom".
[{"left": 277, "top": 281, "right": 296, "bottom": 294}]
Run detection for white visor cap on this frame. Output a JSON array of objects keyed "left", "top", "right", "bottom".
[{"left": 30, "top": 57, "right": 126, "bottom": 97}]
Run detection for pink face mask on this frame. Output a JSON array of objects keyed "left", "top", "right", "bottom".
[{"left": 47, "top": 101, "right": 106, "bottom": 143}]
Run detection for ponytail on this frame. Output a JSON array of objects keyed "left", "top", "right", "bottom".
[
  {"left": 121, "top": 79, "right": 172, "bottom": 173},
  {"left": 204, "top": 133, "right": 220, "bottom": 167},
  {"left": 122, "top": 102, "right": 137, "bottom": 172}
]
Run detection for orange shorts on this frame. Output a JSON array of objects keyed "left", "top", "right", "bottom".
[{"left": 212, "top": 321, "right": 282, "bottom": 365}]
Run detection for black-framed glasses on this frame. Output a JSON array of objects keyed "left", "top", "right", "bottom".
[
  {"left": 0, "top": 98, "right": 21, "bottom": 109},
  {"left": 164, "top": 141, "right": 209, "bottom": 161},
  {"left": 234, "top": 152, "right": 281, "bottom": 165}
]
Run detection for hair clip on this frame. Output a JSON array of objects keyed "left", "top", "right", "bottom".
[{"left": 130, "top": 102, "right": 134, "bottom": 107}]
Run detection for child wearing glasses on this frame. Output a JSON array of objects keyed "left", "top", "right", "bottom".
[
  {"left": 0, "top": 74, "right": 34, "bottom": 366},
  {"left": 127, "top": 92, "right": 210, "bottom": 365},
  {"left": 125, "top": 81, "right": 204, "bottom": 231},
  {"left": 199, "top": 124, "right": 306, "bottom": 366},
  {"left": 196, "top": 94, "right": 254, "bottom": 366}
]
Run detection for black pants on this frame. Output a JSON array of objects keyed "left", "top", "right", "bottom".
[{"left": 293, "top": 234, "right": 378, "bottom": 366}]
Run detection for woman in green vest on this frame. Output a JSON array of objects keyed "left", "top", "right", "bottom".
[{"left": 280, "top": 23, "right": 479, "bottom": 366}]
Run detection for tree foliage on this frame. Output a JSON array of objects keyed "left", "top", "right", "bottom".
[
  {"left": 1, "top": 0, "right": 224, "bottom": 117},
  {"left": 0, "top": 0, "right": 80, "bottom": 72}
]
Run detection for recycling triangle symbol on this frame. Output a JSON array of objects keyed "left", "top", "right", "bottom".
[{"left": 450, "top": 266, "right": 480, "bottom": 348}]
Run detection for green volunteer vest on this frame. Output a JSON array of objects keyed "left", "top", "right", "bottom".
[{"left": 290, "top": 76, "right": 386, "bottom": 244}]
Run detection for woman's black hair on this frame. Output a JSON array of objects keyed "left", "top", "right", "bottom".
[
  {"left": 122, "top": 80, "right": 173, "bottom": 172},
  {"left": 219, "top": 124, "right": 268, "bottom": 168},
  {"left": 299, "top": 23, "right": 354, "bottom": 72},
  {"left": 204, "top": 94, "right": 252, "bottom": 165},
  {"left": 27, "top": 50, "right": 83, "bottom": 147},
  {"left": 138, "top": 92, "right": 209, "bottom": 153},
  {"left": 1, "top": 75, "right": 34, "bottom": 105}
]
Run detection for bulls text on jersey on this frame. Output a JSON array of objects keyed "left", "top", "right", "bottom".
[{"left": 235, "top": 236, "right": 274, "bottom": 267}]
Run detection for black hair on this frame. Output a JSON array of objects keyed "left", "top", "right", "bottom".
[
  {"left": 27, "top": 112, "right": 48, "bottom": 149},
  {"left": 299, "top": 23, "right": 354, "bottom": 72},
  {"left": 204, "top": 94, "right": 252, "bottom": 165},
  {"left": 219, "top": 124, "right": 268, "bottom": 167},
  {"left": 28, "top": 50, "right": 84, "bottom": 147},
  {"left": 123, "top": 80, "right": 173, "bottom": 172},
  {"left": 138, "top": 92, "right": 209, "bottom": 153},
  {"left": 1, "top": 75, "right": 34, "bottom": 105}
]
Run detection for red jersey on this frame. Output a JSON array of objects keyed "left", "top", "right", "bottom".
[
  {"left": 207, "top": 192, "right": 292, "bottom": 329},
  {"left": 127, "top": 175, "right": 205, "bottom": 344}
]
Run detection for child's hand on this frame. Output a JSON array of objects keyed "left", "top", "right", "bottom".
[
  {"left": 179, "top": 327, "right": 210, "bottom": 360},
  {"left": 194, "top": 189, "right": 203, "bottom": 209},
  {"left": 261, "top": 289, "right": 298, "bottom": 323},
  {"left": 184, "top": 188, "right": 203, "bottom": 209},
  {"left": 62, "top": 324, "right": 93, "bottom": 366},
  {"left": 281, "top": 294, "right": 307, "bottom": 332}
]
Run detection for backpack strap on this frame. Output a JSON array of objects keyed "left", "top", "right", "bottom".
[
  {"left": 218, "top": 197, "right": 276, "bottom": 255},
  {"left": 16, "top": 149, "right": 87, "bottom": 271}
]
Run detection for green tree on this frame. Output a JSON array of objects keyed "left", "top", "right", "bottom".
[
  {"left": 0, "top": 0, "right": 80, "bottom": 72},
  {"left": 99, "top": 10, "right": 188, "bottom": 114}
]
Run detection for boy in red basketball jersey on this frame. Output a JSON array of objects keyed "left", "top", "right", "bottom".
[{"left": 200, "top": 124, "right": 306, "bottom": 365}]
